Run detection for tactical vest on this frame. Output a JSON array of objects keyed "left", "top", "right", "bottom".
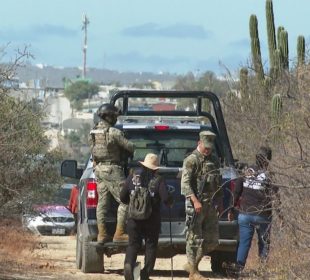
[
  {"left": 90, "top": 122, "right": 122, "bottom": 164},
  {"left": 192, "top": 150, "right": 221, "bottom": 197}
]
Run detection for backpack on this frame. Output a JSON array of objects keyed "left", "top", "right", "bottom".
[{"left": 128, "top": 174, "right": 160, "bottom": 220}]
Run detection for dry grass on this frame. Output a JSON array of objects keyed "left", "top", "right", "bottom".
[
  {"left": 0, "top": 218, "right": 57, "bottom": 276},
  {"left": 222, "top": 64, "right": 310, "bottom": 279}
]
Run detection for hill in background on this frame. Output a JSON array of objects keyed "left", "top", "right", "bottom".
[{"left": 16, "top": 64, "right": 178, "bottom": 88}]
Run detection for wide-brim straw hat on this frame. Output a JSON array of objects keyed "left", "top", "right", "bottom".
[{"left": 139, "top": 153, "right": 159, "bottom": 170}]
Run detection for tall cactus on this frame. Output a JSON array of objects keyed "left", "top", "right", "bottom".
[
  {"left": 250, "top": 15, "right": 265, "bottom": 82},
  {"left": 279, "top": 29, "right": 289, "bottom": 69},
  {"left": 271, "top": 93, "right": 282, "bottom": 123},
  {"left": 273, "top": 49, "right": 282, "bottom": 78},
  {"left": 277, "top": 26, "right": 285, "bottom": 47},
  {"left": 297, "top": 35, "right": 305, "bottom": 66},
  {"left": 240, "top": 67, "right": 249, "bottom": 100},
  {"left": 266, "top": 0, "right": 277, "bottom": 69},
  {"left": 271, "top": 93, "right": 282, "bottom": 143}
]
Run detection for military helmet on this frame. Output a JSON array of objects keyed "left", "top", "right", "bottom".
[{"left": 96, "top": 103, "right": 120, "bottom": 119}]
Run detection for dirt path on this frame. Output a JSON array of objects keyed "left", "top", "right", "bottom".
[{"left": 0, "top": 235, "right": 231, "bottom": 280}]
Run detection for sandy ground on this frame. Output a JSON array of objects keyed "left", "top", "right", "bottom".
[{"left": 0, "top": 235, "right": 231, "bottom": 280}]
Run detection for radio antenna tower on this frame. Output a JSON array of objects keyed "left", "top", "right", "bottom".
[{"left": 82, "top": 14, "right": 89, "bottom": 79}]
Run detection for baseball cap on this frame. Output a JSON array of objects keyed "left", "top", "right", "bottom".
[{"left": 199, "top": 130, "right": 216, "bottom": 148}]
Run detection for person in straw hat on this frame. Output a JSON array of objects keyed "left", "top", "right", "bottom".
[{"left": 120, "top": 153, "right": 173, "bottom": 280}]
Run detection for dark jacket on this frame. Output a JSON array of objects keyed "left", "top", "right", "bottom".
[
  {"left": 120, "top": 168, "right": 172, "bottom": 222},
  {"left": 234, "top": 165, "right": 278, "bottom": 217}
]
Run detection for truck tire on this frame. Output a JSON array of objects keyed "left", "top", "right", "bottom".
[
  {"left": 76, "top": 224, "right": 82, "bottom": 269},
  {"left": 81, "top": 238, "right": 104, "bottom": 273},
  {"left": 211, "top": 251, "right": 236, "bottom": 275}
]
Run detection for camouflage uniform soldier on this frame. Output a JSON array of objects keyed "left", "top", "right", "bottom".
[
  {"left": 181, "top": 131, "right": 223, "bottom": 280},
  {"left": 89, "top": 103, "right": 135, "bottom": 244}
]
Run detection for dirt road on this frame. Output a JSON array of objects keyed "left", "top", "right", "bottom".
[{"left": 1, "top": 235, "right": 231, "bottom": 280}]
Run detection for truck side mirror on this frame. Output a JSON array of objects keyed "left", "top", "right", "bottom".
[{"left": 61, "top": 160, "right": 83, "bottom": 179}]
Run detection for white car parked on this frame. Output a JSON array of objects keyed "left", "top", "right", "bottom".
[{"left": 22, "top": 184, "right": 76, "bottom": 235}]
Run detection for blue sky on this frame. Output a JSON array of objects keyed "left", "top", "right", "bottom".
[{"left": 0, "top": 0, "right": 308, "bottom": 74}]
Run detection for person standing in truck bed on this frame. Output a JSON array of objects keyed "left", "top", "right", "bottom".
[{"left": 89, "top": 103, "right": 135, "bottom": 244}]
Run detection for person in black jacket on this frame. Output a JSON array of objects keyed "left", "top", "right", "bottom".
[
  {"left": 120, "top": 153, "right": 173, "bottom": 280},
  {"left": 227, "top": 146, "right": 278, "bottom": 273}
]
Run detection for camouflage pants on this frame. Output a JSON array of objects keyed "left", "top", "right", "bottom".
[
  {"left": 185, "top": 198, "right": 219, "bottom": 266},
  {"left": 95, "top": 164, "right": 128, "bottom": 226}
]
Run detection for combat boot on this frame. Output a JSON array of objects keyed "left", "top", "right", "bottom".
[
  {"left": 113, "top": 224, "right": 129, "bottom": 243},
  {"left": 97, "top": 224, "right": 112, "bottom": 244}
]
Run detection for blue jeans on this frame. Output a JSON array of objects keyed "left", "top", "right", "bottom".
[{"left": 237, "top": 213, "right": 271, "bottom": 267}]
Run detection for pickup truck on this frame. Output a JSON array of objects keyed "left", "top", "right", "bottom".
[{"left": 61, "top": 90, "right": 239, "bottom": 275}]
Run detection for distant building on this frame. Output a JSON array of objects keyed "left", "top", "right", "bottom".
[
  {"left": 62, "top": 118, "right": 93, "bottom": 136},
  {"left": 1, "top": 78, "right": 20, "bottom": 89},
  {"left": 152, "top": 103, "right": 176, "bottom": 111}
]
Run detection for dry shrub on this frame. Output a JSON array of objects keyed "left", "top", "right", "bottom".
[
  {"left": 0, "top": 218, "right": 38, "bottom": 271},
  {"left": 0, "top": 46, "right": 63, "bottom": 217},
  {"left": 0, "top": 218, "right": 61, "bottom": 279},
  {"left": 223, "top": 66, "right": 310, "bottom": 279}
]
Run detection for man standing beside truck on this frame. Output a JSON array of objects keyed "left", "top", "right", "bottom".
[
  {"left": 89, "top": 103, "right": 135, "bottom": 244},
  {"left": 181, "top": 131, "right": 223, "bottom": 280},
  {"left": 225, "top": 146, "right": 278, "bottom": 276}
]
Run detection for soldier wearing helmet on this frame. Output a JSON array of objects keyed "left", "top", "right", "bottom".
[
  {"left": 181, "top": 130, "right": 223, "bottom": 280},
  {"left": 96, "top": 103, "right": 120, "bottom": 125},
  {"left": 89, "top": 103, "right": 135, "bottom": 244}
]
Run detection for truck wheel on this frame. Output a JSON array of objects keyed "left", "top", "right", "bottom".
[
  {"left": 211, "top": 251, "right": 236, "bottom": 275},
  {"left": 76, "top": 224, "right": 82, "bottom": 269},
  {"left": 81, "top": 238, "right": 104, "bottom": 273}
]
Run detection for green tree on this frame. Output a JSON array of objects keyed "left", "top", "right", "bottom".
[
  {"left": 173, "top": 71, "right": 230, "bottom": 96},
  {"left": 131, "top": 81, "right": 156, "bottom": 89},
  {"left": 0, "top": 47, "right": 63, "bottom": 216},
  {"left": 173, "top": 72, "right": 196, "bottom": 90},
  {"left": 64, "top": 80, "right": 99, "bottom": 110},
  {"left": 63, "top": 123, "right": 91, "bottom": 163}
]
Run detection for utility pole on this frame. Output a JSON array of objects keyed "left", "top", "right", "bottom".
[{"left": 82, "top": 14, "right": 89, "bottom": 79}]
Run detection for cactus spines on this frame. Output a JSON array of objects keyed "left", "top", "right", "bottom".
[
  {"left": 266, "top": 0, "right": 277, "bottom": 69},
  {"left": 279, "top": 30, "right": 289, "bottom": 69},
  {"left": 240, "top": 67, "right": 249, "bottom": 100},
  {"left": 271, "top": 93, "right": 282, "bottom": 122},
  {"left": 250, "top": 15, "right": 265, "bottom": 82},
  {"left": 297, "top": 35, "right": 305, "bottom": 66}
]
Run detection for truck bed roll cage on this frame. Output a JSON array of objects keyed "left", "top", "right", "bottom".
[{"left": 110, "top": 90, "right": 234, "bottom": 166}]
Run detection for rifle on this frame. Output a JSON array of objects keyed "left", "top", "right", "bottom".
[
  {"left": 186, "top": 170, "right": 222, "bottom": 231},
  {"left": 186, "top": 173, "right": 207, "bottom": 231}
]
